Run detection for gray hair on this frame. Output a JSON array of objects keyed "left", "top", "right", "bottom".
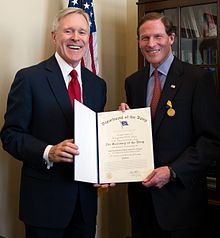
[{"left": 52, "top": 7, "right": 90, "bottom": 33}]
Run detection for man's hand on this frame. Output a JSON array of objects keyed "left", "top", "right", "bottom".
[
  {"left": 142, "top": 166, "right": 170, "bottom": 189},
  {"left": 119, "top": 103, "right": 130, "bottom": 111},
  {"left": 94, "top": 183, "right": 116, "bottom": 188},
  {"left": 48, "top": 139, "right": 79, "bottom": 163}
]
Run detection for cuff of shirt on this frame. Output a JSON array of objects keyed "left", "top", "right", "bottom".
[{"left": 43, "top": 145, "right": 53, "bottom": 169}]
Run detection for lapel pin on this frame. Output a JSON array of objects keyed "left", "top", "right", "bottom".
[
  {"left": 171, "top": 84, "right": 176, "bottom": 89},
  {"left": 166, "top": 100, "right": 175, "bottom": 117}
]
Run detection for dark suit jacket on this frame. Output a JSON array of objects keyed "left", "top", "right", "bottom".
[
  {"left": 125, "top": 57, "right": 220, "bottom": 230},
  {"left": 0, "top": 55, "right": 107, "bottom": 228}
]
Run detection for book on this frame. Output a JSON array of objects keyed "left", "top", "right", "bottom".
[
  {"left": 203, "top": 12, "right": 217, "bottom": 37},
  {"left": 188, "top": 7, "right": 200, "bottom": 37}
]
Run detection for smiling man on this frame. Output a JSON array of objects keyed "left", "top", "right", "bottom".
[
  {"left": 51, "top": 8, "right": 90, "bottom": 68},
  {"left": 119, "top": 12, "right": 220, "bottom": 238},
  {"left": 138, "top": 16, "right": 175, "bottom": 68},
  {"left": 0, "top": 7, "right": 109, "bottom": 238}
]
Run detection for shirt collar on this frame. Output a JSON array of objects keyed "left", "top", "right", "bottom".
[
  {"left": 150, "top": 53, "right": 174, "bottom": 77},
  {"left": 55, "top": 52, "right": 81, "bottom": 79}
]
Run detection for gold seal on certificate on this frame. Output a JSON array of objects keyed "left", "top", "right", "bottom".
[{"left": 106, "top": 172, "right": 113, "bottom": 179}]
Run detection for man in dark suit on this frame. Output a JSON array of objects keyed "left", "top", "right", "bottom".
[
  {"left": 120, "top": 12, "right": 220, "bottom": 238},
  {"left": 0, "top": 7, "right": 111, "bottom": 238}
]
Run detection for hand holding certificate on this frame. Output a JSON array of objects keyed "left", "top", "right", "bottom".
[{"left": 74, "top": 100, "right": 154, "bottom": 184}]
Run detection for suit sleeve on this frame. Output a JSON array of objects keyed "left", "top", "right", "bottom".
[
  {"left": 172, "top": 69, "right": 220, "bottom": 188},
  {"left": 0, "top": 70, "right": 47, "bottom": 167}
]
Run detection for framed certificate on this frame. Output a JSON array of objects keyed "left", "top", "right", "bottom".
[{"left": 74, "top": 100, "right": 154, "bottom": 184}]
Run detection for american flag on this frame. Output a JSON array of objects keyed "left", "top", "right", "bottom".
[{"left": 68, "top": 0, "right": 99, "bottom": 75}]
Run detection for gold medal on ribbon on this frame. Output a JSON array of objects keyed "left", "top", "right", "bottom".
[{"left": 166, "top": 100, "right": 175, "bottom": 117}]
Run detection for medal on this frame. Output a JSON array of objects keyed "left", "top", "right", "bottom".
[
  {"left": 167, "top": 108, "right": 175, "bottom": 117},
  {"left": 166, "top": 100, "right": 175, "bottom": 117}
]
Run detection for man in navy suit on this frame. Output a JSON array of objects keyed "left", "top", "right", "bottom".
[
  {"left": 120, "top": 12, "right": 220, "bottom": 238},
  {"left": 1, "top": 7, "right": 111, "bottom": 238}
]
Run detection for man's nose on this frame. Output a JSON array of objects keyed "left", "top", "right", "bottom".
[
  {"left": 71, "top": 31, "right": 79, "bottom": 40},
  {"left": 148, "top": 37, "right": 156, "bottom": 47}
]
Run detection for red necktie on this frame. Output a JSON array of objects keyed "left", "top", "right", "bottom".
[
  {"left": 68, "top": 69, "right": 81, "bottom": 107},
  {"left": 150, "top": 67, "right": 161, "bottom": 119}
]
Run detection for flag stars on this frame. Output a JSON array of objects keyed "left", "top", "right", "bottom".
[
  {"left": 71, "top": 0, "right": 78, "bottom": 5},
  {"left": 84, "top": 2, "right": 90, "bottom": 9}
]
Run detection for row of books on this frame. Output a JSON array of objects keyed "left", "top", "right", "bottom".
[
  {"left": 181, "top": 48, "right": 217, "bottom": 65},
  {"left": 181, "top": 7, "right": 217, "bottom": 39}
]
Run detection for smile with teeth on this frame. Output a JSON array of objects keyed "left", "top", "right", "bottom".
[
  {"left": 68, "top": 45, "right": 81, "bottom": 50},
  {"left": 147, "top": 49, "right": 160, "bottom": 54}
]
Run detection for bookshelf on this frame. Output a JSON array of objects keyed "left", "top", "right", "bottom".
[{"left": 137, "top": 0, "right": 220, "bottom": 220}]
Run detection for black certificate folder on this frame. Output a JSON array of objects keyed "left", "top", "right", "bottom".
[{"left": 74, "top": 100, "right": 154, "bottom": 184}]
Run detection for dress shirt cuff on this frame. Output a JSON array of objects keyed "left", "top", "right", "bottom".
[{"left": 43, "top": 145, "right": 53, "bottom": 169}]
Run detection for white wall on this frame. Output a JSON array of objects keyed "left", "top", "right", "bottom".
[
  {"left": 66, "top": 0, "right": 138, "bottom": 111},
  {"left": 0, "top": 0, "right": 137, "bottom": 237}
]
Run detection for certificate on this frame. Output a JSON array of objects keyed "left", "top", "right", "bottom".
[{"left": 74, "top": 100, "right": 154, "bottom": 184}]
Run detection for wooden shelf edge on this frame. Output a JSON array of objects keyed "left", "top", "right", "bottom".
[{"left": 208, "top": 198, "right": 220, "bottom": 208}]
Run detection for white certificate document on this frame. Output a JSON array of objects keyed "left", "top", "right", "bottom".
[{"left": 74, "top": 100, "right": 154, "bottom": 184}]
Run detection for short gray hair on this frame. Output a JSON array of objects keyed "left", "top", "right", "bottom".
[{"left": 52, "top": 7, "right": 90, "bottom": 33}]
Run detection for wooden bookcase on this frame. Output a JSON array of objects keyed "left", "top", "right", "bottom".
[{"left": 136, "top": 0, "right": 220, "bottom": 212}]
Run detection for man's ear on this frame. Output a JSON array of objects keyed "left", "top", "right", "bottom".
[
  {"left": 51, "top": 31, "right": 56, "bottom": 43},
  {"left": 170, "top": 32, "right": 175, "bottom": 44}
]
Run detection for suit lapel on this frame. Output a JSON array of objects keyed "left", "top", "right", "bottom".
[
  {"left": 153, "top": 58, "right": 184, "bottom": 134},
  {"left": 81, "top": 67, "right": 100, "bottom": 109},
  {"left": 81, "top": 67, "right": 90, "bottom": 105},
  {"left": 139, "top": 67, "right": 150, "bottom": 107},
  {"left": 132, "top": 67, "right": 150, "bottom": 108},
  {"left": 45, "top": 56, "right": 73, "bottom": 128}
]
